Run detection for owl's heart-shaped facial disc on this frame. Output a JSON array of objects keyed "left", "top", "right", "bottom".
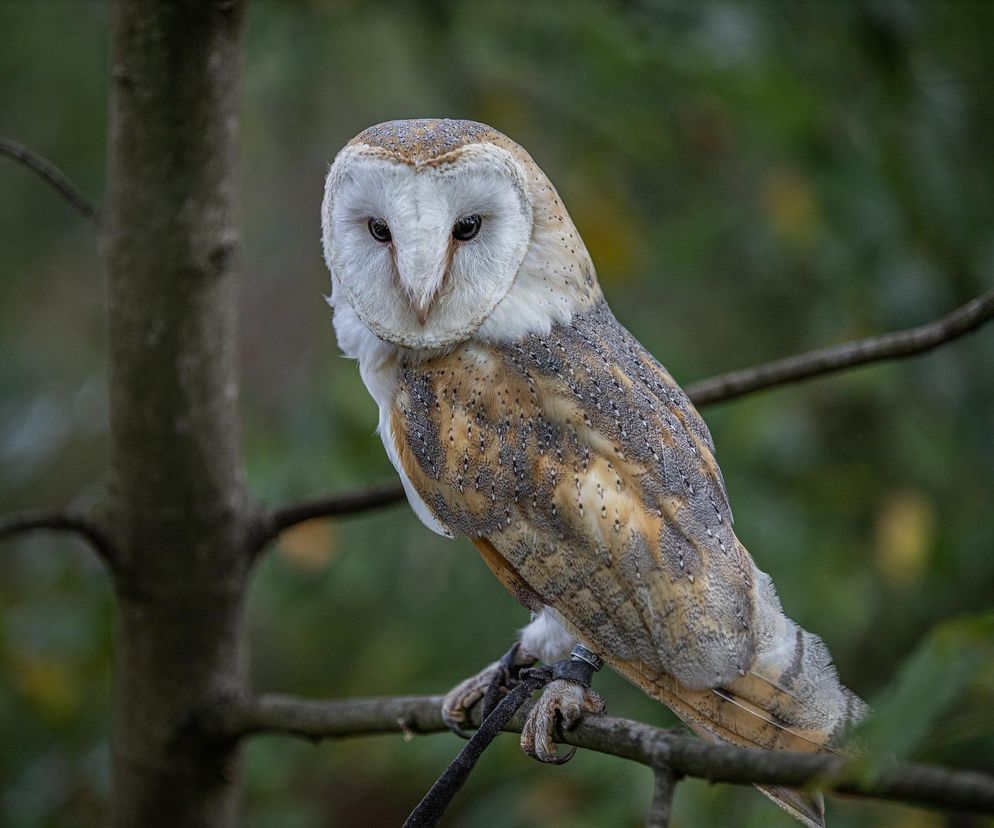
[{"left": 323, "top": 140, "right": 533, "bottom": 349}]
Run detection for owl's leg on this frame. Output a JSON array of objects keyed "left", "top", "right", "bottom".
[
  {"left": 520, "top": 644, "right": 606, "bottom": 763},
  {"left": 440, "top": 607, "right": 573, "bottom": 737},
  {"left": 519, "top": 607, "right": 577, "bottom": 664}
]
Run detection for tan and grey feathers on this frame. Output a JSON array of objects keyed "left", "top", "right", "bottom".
[{"left": 391, "top": 301, "right": 867, "bottom": 825}]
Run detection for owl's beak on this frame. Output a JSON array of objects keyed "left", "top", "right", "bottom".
[
  {"left": 403, "top": 275, "right": 442, "bottom": 326},
  {"left": 397, "top": 239, "right": 450, "bottom": 326},
  {"left": 394, "top": 205, "right": 454, "bottom": 326},
  {"left": 413, "top": 295, "right": 436, "bottom": 326}
]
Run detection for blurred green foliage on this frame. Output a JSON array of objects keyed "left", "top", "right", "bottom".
[
  {"left": 2, "top": 1, "right": 993, "bottom": 826},
  {"left": 854, "top": 612, "right": 994, "bottom": 780}
]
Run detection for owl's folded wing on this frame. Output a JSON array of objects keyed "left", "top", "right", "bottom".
[
  {"left": 392, "top": 303, "right": 750, "bottom": 676},
  {"left": 392, "top": 303, "right": 862, "bottom": 757}
]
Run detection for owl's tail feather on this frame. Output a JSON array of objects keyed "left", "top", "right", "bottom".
[
  {"left": 609, "top": 569, "right": 868, "bottom": 827},
  {"left": 676, "top": 710, "right": 825, "bottom": 826},
  {"left": 756, "top": 786, "right": 825, "bottom": 828}
]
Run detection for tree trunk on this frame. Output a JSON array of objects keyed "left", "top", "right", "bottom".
[{"left": 102, "top": 1, "right": 250, "bottom": 825}]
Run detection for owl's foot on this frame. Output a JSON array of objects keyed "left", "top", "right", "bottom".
[
  {"left": 520, "top": 645, "right": 606, "bottom": 763},
  {"left": 441, "top": 643, "right": 536, "bottom": 738},
  {"left": 520, "top": 678, "right": 606, "bottom": 763}
]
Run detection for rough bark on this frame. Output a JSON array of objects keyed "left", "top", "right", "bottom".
[{"left": 101, "top": 1, "right": 250, "bottom": 826}]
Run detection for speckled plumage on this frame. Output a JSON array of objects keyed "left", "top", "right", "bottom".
[
  {"left": 394, "top": 302, "right": 750, "bottom": 680},
  {"left": 323, "top": 119, "right": 866, "bottom": 827},
  {"left": 391, "top": 301, "right": 862, "bottom": 754},
  {"left": 349, "top": 119, "right": 502, "bottom": 166}
]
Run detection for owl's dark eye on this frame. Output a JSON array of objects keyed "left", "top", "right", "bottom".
[
  {"left": 368, "top": 217, "right": 392, "bottom": 242},
  {"left": 452, "top": 214, "right": 482, "bottom": 241}
]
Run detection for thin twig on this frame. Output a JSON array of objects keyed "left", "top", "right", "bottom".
[
  {"left": 0, "top": 510, "right": 116, "bottom": 566},
  {"left": 647, "top": 768, "right": 678, "bottom": 828},
  {"left": 0, "top": 138, "right": 98, "bottom": 219},
  {"left": 214, "top": 693, "right": 994, "bottom": 816},
  {"left": 259, "top": 291, "right": 994, "bottom": 539},
  {"left": 253, "top": 481, "right": 406, "bottom": 552},
  {"left": 685, "top": 289, "right": 994, "bottom": 406}
]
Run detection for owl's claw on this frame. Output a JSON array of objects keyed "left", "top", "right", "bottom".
[
  {"left": 441, "top": 666, "right": 494, "bottom": 739},
  {"left": 520, "top": 678, "right": 606, "bottom": 763},
  {"left": 441, "top": 643, "right": 535, "bottom": 739}
]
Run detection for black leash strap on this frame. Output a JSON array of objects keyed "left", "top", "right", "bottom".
[{"left": 403, "top": 666, "right": 552, "bottom": 827}]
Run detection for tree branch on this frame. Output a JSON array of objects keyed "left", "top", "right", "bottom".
[
  {"left": 0, "top": 138, "right": 98, "bottom": 220},
  {"left": 684, "top": 289, "right": 994, "bottom": 406},
  {"left": 213, "top": 693, "right": 994, "bottom": 816},
  {"left": 252, "top": 481, "right": 406, "bottom": 552},
  {"left": 647, "top": 768, "right": 678, "bottom": 828},
  {"left": 0, "top": 509, "right": 116, "bottom": 566}
]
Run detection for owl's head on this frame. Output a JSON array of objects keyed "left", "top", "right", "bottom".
[{"left": 322, "top": 119, "right": 545, "bottom": 350}]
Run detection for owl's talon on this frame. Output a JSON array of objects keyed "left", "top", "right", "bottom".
[
  {"left": 441, "top": 665, "right": 496, "bottom": 739},
  {"left": 441, "top": 643, "right": 536, "bottom": 739},
  {"left": 545, "top": 745, "right": 578, "bottom": 765},
  {"left": 440, "top": 709, "right": 474, "bottom": 741},
  {"left": 519, "top": 678, "right": 606, "bottom": 763}
]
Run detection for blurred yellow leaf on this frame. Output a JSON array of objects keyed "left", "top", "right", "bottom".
[
  {"left": 762, "top": 166, "right": 821, "bottom": 247},
  {"left": 874, "top": 488, "right": 935, "bottom": 588},
  {"left": 11, "top": 653, "right": 79, "bottom": 721},
  {"left": 278, "top": 519, "right": 337, "bottom": 572}
]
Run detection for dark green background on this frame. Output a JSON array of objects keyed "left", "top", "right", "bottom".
[{"left": 1, "top": 2, "right": 992, "bottom": 825}]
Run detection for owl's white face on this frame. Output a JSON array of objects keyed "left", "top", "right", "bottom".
[{"left": 322, "top": 142, "right": 534, "bottom": 349}]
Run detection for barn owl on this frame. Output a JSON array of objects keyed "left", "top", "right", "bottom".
[{"left": 322, "top": 119, "right": 867, "bottom": 827}]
